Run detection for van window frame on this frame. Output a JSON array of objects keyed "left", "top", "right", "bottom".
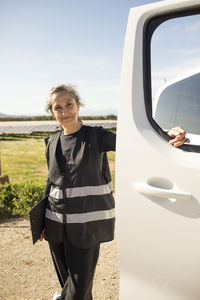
[{"left": 143, "top": 6, "right": 200, "bottom": 153}]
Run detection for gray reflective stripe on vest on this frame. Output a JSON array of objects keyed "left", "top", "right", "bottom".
[
  {"left": 45, "top": 208, "right": 115, "bottom": 224},
  {"left": 49, "top": 181, "right": 113, "bottom": 199},
  {"left": 45, "top": 208, "right": 64, "bottom": 223}
]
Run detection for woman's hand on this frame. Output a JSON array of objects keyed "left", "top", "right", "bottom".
[
  {"left": 168, "top": 126, "right": 190, "bottom": 147},
  {"left": 39, "top": 229, "right": 45, "bottom": 242}
]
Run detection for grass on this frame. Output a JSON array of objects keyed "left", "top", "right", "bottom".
[
  {"left": 0, "top": 136, "right": 115, "bottom": 189},
  {"left": 0, "top": 138, "right": 48, "bottom": 184}
]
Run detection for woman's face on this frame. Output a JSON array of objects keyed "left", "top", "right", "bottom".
[{"left": 51, "top": 91, "right": 80, "bottom": 127}]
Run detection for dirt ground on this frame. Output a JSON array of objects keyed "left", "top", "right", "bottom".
[{"left": 0, "top": 217, "right": 120, "bottom": 300}]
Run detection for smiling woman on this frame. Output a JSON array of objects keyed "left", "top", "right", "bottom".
[{"left": 37, "top": 84, "right": 116, "bottom": 300}]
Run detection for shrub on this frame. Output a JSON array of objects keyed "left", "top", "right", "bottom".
[{"left": 0, "top": 181, "right": 45, "bottom": 220}]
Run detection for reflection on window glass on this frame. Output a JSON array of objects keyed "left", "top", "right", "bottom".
[
  {"left": 151, "top": 14, "right": 200, "bottom": 145},
  {"left": 153, "top": 71, "right": 200, "bottom": 134}
]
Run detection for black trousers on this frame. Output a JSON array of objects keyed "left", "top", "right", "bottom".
[{"left": 48, "top": 227, "right": 100, "bottom": 300}]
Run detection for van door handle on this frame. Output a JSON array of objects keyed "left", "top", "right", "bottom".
[{"left": 132, "top": 182, "right": 192, "bottom": 200}]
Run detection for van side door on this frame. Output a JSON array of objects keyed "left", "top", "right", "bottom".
[{"left": 115, "top": 1, "right": 200, "bottom": 299}]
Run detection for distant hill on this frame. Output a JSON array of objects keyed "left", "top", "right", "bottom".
[
  {"left": 0, "top": 113, "right": 10, "bottom": 118},
  {"left": 79, "top": 108, "right": 117, "bottom": 116},
  {"left": 0, "top": 112, "right": 117, "bottom": 121},
  {"left": 0, "top": 108, "right": 118, "bottom": 120},
  {"left": 0, "top": 112, "right": 28, "bottom": 118}
]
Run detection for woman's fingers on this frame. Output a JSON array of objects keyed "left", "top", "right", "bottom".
[
  {"left": 168, "top": 126, "right": 186, "bottom": 138},
  {"left": 168, "top": 126, "right": 190, "bottom": 147},
  {"left": 169, "top": 137, "right": 190, "bottom": 147},
  {"left": 168, "top": 134, "right": 185, "bottom": 144},
  {"left": 39, "top": 230, "right": 45, "bottom": 241}
]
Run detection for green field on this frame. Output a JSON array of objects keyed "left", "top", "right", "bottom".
[{"left": 0, "top": 136, "right": 115, "bottom": 187}]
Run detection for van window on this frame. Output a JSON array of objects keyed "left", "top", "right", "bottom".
[{"left": 150, "top": 14, "right": 200, "bottom": 146}]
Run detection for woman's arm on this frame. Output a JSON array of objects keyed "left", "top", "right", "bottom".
[
  {"left": 98, "top": 126, "right": 189, "bottom": 151},
  {"left": 39, "top": 180, "right": 50, "bottom": 242},
  {"left": 40, "top": 137, "right": 51, "bottom": 242},
  {"left": 98, "top": 127, "right": 116, "bottom": 152},
  {"left": 43, "top": 178, "right": 51, "bottom": 198},
  {"left": 43, "top": 135, "right": 51, "bottom": 198}
]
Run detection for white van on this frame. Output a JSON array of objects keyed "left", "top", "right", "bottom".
[{"left": 115, "top": 1, "right": 200, "bottom": 299}]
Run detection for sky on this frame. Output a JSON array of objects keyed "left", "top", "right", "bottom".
[{"left": 0, "top": 0, "right": 200, "bottom": 116}]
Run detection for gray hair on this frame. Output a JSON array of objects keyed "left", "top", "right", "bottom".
[{"left": 46, "top": 84, "right": 84, "bottom": 113}]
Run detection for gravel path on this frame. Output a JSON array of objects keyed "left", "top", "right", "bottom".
[{"left": 0, "top": 217, "right": 120, "bottom": 300}]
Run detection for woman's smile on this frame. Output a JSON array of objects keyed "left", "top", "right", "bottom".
[{"left": 62, "top": 116, "right": 71, "bottom": 120}]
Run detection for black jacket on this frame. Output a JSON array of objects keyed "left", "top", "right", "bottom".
[{"left": 43, "top": 125, "right": 116, "bottom": 249}]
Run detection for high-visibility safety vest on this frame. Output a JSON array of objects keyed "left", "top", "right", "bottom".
[{"left": 43, "top": 125, "right": 116, "bottom": 249}]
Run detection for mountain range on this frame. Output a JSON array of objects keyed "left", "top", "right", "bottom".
[{"left": 0, "top": 109, "right": 117, "bottom": 118}]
